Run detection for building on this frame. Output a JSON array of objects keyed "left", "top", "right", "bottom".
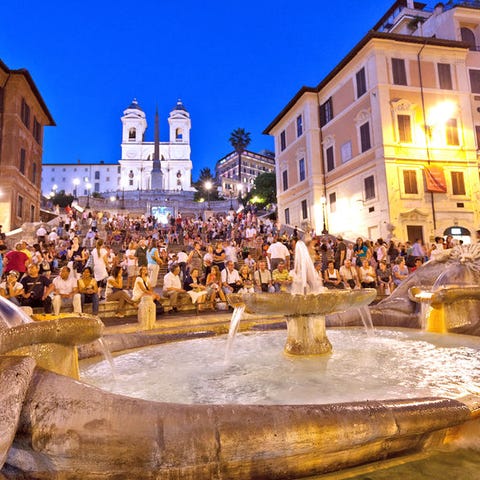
[
  {"left": 119, "top": 99, "right": 194, "bottom": 192},
  {"left": 0, "top": 60, "right": 55, "bottom": 232},
  {"left": 215, "top": 149, "right": 275, "bottom": 198},
  {"left": 265, "top": 0, "right": 480, "bottom": 244},
  {"left": 42, "top": 99, "right": 195, "bottom": 199}
]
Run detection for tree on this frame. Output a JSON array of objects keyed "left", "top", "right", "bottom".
[
  {"left": 229, "top": 128, "right": 251, "bottom": 185},
  {"left": 193, "top": 168, "right": 219, "bottom": 202},
  {"left": 50, "top": 190, "right": 74, "bottom": 208},
  {"left": 244, "top": 172, "right": 276, "bottom": 208}
]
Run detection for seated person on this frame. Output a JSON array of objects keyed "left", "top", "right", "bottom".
[
  {"left": 52, "top": 266, "right": 82, "bottom": 316},
  {"left": 339, "top": 259, "right": 360, "bottom": 289},
  {"left": 205, "top": 265, "right": 226, "bottom": 303},
  {"left": 20, "top": 263, "right": 53, "bottom": 313},
  {"left": 183, "top": 267, "right": 208, "bottom": 305},
  {"left": 77, "top": 266, "right": 99, "bottom": 315},
  {"left": 0, "top": 270, "right": 24, "bottom": 306},
  {"left": 162, "top": 264, "right": 189, "bottom": 312},
  {"left": 358, "top": 259, "right": 377, "bottom": 288},
  {"left": 376, "top": 260, "right": 394, "bottom": 295},
  {"left": 323, "top": 261, "right": 344, "bottom": 289},
  {"left": 253, "top": 260, "right": 273, "bottom": 293},
  {"left": 221, "top": 261, "right": 242, "bottom": 295},
  {"left": 106, "top": 266, "right": 137, "bottom": 318},
  {"left": 238, "top": 265, "right": 254, "bottom": 294},
  {"left": 272, "top": 261, "right": 293, "bottom": 292},
  {"left": 132, "top": 266, "right": 162, "bottom": 303}
]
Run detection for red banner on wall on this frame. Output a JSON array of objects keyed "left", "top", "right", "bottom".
[{"left": 424, "top": 166, "right": 447, "bottom": 193}]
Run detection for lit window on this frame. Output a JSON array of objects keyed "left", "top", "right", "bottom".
[
  {"left": 397, "top": 114, "right": 412, "bottom": 143},
  {"left": 403, "top": 170, "right": 418, "bottom": 194},
  {"left": 451, "top": 171, "right": 466, "bottom": 195}
]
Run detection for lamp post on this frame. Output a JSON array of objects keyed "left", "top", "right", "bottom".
[
  {"left": 205, "top": 180, "right": 212, "bottom": 209},
  {"left": 229, "top": 187, "right": 234, "bottom": 210},
  {"left": 320, "top": 196, "right": 328, "bottom": 235},
  {"left": 72, "top": 178, "right": 80, "bottom": 200},
  {"left": 85, "top": 182, "right": 92, "bottom": 209}
]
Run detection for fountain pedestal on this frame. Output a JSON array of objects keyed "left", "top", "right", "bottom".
[{"left": 285, "top": 314, "right": 332, "bottom": 355}]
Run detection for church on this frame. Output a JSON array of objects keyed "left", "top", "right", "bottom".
[{"left": 120, "top": 98, "right": 195, "bottom": 192}]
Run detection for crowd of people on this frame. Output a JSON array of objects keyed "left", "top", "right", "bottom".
[{"left": 0, "top": 207, "right": 471, "bottom": 317}]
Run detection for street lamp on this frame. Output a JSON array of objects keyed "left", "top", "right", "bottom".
[
  {"left": 85, "top": 182, "right": 92, "bottom": 209},
  {"left": 204, "top": 180, "right": 212, "bottom": 209},
  {"left": 320, "top": 196, "right": 328, "bottom": 235}
]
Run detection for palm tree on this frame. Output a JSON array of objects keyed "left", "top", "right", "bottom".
[{"left": 229, "top": 128, "right": 251, "bottom": 186}]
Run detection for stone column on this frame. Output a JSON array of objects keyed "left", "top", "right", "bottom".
[{"left": 285, "top": 314, "right": 332, "bottom": 355}]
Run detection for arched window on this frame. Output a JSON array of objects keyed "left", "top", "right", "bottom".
[
  {"left": 129, "top": 127, "right": 136, "bottom": 140},
  {"left": 461, "top": 27, "right": 477, "bottom": 51},
  {"left": 175, "top": 128, "right": 183, "bottom": 141}
]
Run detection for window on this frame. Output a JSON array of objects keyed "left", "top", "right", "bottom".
[
  {"left": 94, "top": 182, "right": 100, "bottom": 192},
  {"left": 326, "top": 146, "right": 335, "bottom": 172},
  {"left": 451, "top": 171, "right": 466, "bottom": 195},
  {"left": 446, "top": 118, "right": 459, "bottom": 146},
  {"left": 397, "top": 114, "right": 412, "bottom": 143},
  {"left": 403, "top": 170, "right": 418, "bottom": 194},
  {"left": 438, "top": 63, "right": 453, "bottom": 90},
  {"left": 356, "top": 67, "right": 367, "bottom": 97},
  {"left": 341, "top": 141, "right": 352, "bottom": 163},
  {"left": 106, "top": 176, "right": 110, "bottom": 182},
  {"left": 33, "top": 117, "right": 42, "bottom": 144},
  {"left": 296, "top": 115, "right": 303, "bottom": 137},
  {"left": 129, "top": 127, "right": 136, "bottom": 140},
  {"left": 301, "top": 200, "right": 308, "bottom": 219},
  {"left": 17, "top": 195, "right": 24, "bottom": 218},
  {"left": 175, "top": 128, "right": 183, "bottom": 140},
  {"left": 94, "top": 171, "right": 100, "bottom": 180},
  {"left": 320, "top": 97, "right": 333, "bottom": 127},
  {"left": 282, "top": 170, "right": 288, "bottom": 190},
  {"left": 364, "top": 175, "right": 375, "bottom": 200},
  {"left": 298, "top": 158, "right": 306, "bottom": 181},
  {"left": 21, "top": 98, "right": 30, "bottom": 128},
  {"left": 284, "top": 208, "right": 290, "bottom": 225},
  {"left": 461, "top": 27, "right": 477, "bottom": 51},
  {"left": 329, "top": 192, "right": 336, "bottom": 213},
  {"left": 360, "top": 122, "right": 371, "bottom": 152},
  {"left": 280, "top": 130, "right": 286, "bottom": 151},
  {"left": 392, "top": 58, "right": 407, "bottom": 85},
  {"left": 32, "top": 162, "right": 37, "bottom": 184},
  {"left": 469, "top": 69, "right": 480, "bottom": 93},
  {"left": 19, "top": 149, "right": 26, "bottom": 175}
]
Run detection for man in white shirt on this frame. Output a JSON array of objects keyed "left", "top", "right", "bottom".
[
  {"left": 162, "top": 264, "right": 189, "bottom": 312},
  {"left": 339, "top": 259, "right": 360, "bottom": 289},
  {"left": 221, "top": 261, "right": 242, "bottom": 294},
  {"left": 52, "top": 266, "right": 82, "bottom": 316},
  {"left": 267, "top": 237, "right": 290, "bottom": 271}
]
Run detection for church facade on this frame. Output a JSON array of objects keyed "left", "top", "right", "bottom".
[{"left": 119, "top": 99, "right": 194, "bottom": 192}]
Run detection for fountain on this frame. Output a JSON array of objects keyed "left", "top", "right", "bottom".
[
  {"left": 1, "top": 244, "right": 480, "bottom": 479},
  {"left": 228, "top": 240, "right": 377, "bottom": 355}
]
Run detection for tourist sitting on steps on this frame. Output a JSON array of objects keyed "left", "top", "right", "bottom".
[
  {"left": 77, "top": 267, "right": 99, "bottom": 316},
  {"left": 132, "top": 266, "right": 162, "bottom": 328},
  {"left": 0, "top": 270, "right": 24, "bottom": 306},
  {"left": 52, "top": 266, "right": 82, "bottom": 316},
  {"left": 323, "top": 261, "right": 344, "bottom": 289},
  {"left": 106, "top": 266, "right": 137, "bottom": 318},
  {"left": 162, "top": 263, "right": 190, "bottom": 313},
  {"left": 20, "top": 263, "right": 54, "bottom": 313}
]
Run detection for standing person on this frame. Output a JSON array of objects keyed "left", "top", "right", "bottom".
[
  {"left": 267, "top": 237, "right": 291, "bottom": 271},
  {"left": 90, "top": 239, "right": 109, "bottom": 299},
  {"left": 146, "top": 239, "right": 163, "bottom": 288},
  {"left": 187, "top": 241, "right": 204, "bottom": 277},
  {"left": 212, "top": 242, "right": 226, "bottom": 272},
  {"left": 20, "top": 263, "right": 53, "bottom": 313},
  {"left": 124, "top": 241, "right": 138, "bottom": 290},
  {"left": 52, "top": 266, "right": 82, "bottom": 316},
  {"left": 106, "top": 266, "right": 136, "bottom": 318},
  {"left": 77, "top": 266, "right": 99, "bottom": 315},
  {"left": 334, "top": 236, "right": 347, "bottom": 270},
  {"left": 353, "top": 238, "right": 368, "bottom": 267},
  {"left": 135, "top": 238, "right": 148, "bottom": 271}
]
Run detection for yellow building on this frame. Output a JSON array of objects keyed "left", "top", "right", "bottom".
[
  {"left": 0, "top": 60, "right": 55, "bottom": 232},
  {"left": 265, "top": 0, "right": 480, "bottom": 244}
]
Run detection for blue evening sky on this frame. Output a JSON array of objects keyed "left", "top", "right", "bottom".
[{"left": 1, "top": 0, "right": 394, "bottom": 180}]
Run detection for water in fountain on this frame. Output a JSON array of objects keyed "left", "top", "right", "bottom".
[
  {"left": 290, "top": 240, "right": 325, "bottom": 295},
  {"left": 96, "top": 337, "right": 116, "bottom": 379},
  {"left": 0, "top": 295, "right": 34, "bottom": 329},
  {"left": 224, "top": 305, "right": 245, "bottom": 363}
]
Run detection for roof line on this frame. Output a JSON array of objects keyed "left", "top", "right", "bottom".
[{"left": 263, "top": 31, "right": 468, "bottom": 135}]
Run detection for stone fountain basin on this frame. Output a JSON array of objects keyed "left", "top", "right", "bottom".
[{"left": 228, "top": 289, "right": 377, "bottom": 315}]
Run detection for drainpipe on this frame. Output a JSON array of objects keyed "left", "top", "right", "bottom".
[
  {"left": 417, "top": 39, "right": 437, "bottom": 231},
  {"left": 318, "top": 105, "right": 329, "bottom": 234}
]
